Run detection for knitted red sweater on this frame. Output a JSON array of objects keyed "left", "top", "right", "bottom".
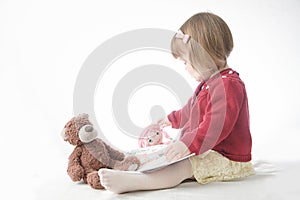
[{"left": 167, "top": 68, "right": 252, "bottom": 162}]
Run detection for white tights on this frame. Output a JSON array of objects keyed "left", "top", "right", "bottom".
[{"left": 98, "top": 159, "right": 194, "bottom": 194}]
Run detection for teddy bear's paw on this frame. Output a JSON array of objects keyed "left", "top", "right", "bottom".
[
  {"left": 123, "top": 156, "right": 141, "bottom": 171},
  {"left": 127, "top": 164, "right": 139, "bottom": 171},
  {"left": 126, "top": 156, "right": 141, "bottom": 165}
]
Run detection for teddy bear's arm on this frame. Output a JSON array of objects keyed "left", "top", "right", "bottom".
[
  {"left": 67, "top": 146, "right": 84, "bottom": 182},
  {"left": 103, "top": 142, "right": 125, "bottom": 161}
]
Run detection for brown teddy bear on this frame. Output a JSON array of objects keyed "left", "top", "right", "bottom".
[{"left": 61, "top": 113, "right": 140, "bottom": 189}]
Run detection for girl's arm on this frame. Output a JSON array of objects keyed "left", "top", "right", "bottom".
[{"left": 167, "top": 96, "right": 193, "bottom": 129}]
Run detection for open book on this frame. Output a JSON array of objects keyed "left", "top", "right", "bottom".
[{"left": 126, "top": 144, "right": 195, "bottom": 172}]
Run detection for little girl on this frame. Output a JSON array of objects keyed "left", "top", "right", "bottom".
[{"left": 99, "top": 12, "right": 255, "bottom": 193}]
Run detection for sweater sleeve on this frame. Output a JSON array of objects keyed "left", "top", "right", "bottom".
[
  {"left": 180, "top": 79, "right": 246, "bottom": 155},
  {"left": 167, "top": 97, "right": 193, "bottom": 129}
]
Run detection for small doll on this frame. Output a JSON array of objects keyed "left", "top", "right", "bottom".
[{"left": 138, "top": 124, "right": 172, "bottom": 148}]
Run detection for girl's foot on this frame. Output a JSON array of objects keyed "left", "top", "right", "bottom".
[{"left": 98, "top": 168, "right": 142, "bottom": 194}]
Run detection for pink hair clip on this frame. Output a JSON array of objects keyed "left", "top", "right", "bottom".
[{"left": 175, "top": 30, "right": 191, "bottom": 44}]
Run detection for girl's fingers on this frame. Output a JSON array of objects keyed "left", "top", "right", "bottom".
[
  {"left": 165, "top": 143, "right": 174, "bottom": 155},
  {"left": 165, "top": 148, "right": 172, "bottom": 159},
  {"left": 165, "top": 148, "right": 181, "bottom": 162},
  {"left": 167, "top": 153, "right": 181, "bottom": 162},
  {"left": 165, "top": 147, "right": 174, "bottom": 161},
  {"left": 166, "top": 152, "right": 176, "bottom": 162},
  {"left": 157, "top": 118, "right": 171, "bottom": 128}
]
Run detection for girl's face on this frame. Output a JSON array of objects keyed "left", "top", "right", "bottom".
[
  {"left": 185, "top": 62, "right": 202, "bottom": 82},
  {"left": 178, "top": 58, "right": 202, "bottom": 82},
  {"left": 179, "top": 57, "right": 218, "bottom": 82}
]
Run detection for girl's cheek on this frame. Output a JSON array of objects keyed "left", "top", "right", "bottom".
[{"left": 186, "top": 66, "right": 193, "bottom": 75}]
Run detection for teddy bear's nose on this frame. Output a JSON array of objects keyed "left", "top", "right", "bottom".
[{"left": 85, "top": 125, "right": 93, "bottom": 132}]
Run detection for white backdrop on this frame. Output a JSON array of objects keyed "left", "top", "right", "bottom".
[{"left": 1, "top": 0, "right": 300, "bottom": 199}]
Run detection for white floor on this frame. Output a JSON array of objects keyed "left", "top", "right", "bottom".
[{"left": 34, "top": 161, "right": 300, "bottom": 200}]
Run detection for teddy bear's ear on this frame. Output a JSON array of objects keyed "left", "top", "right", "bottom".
[
  {"left": 78, "top": 113, "right": 89, "bottom": 119},
  {"left": 61, "top": 128, "right": 68, "bottom": 140}
]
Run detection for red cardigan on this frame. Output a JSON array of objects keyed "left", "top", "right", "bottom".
[{"left": 168, "top": 68, "right": 252, "bottom": 162}]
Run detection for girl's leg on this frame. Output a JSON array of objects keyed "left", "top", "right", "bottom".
[{"left": 99, "top": 159, "right": 194, "bottom": 194}]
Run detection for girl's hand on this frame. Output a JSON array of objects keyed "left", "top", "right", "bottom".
[
  {"left": 165, "top": 141, "right": 190, "bottom": 162},
  {"left": 157, "top": 118, "right": 172, "bottom": 128}
]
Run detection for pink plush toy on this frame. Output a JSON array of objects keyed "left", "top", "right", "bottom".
[{"left": 138, "top": 124, "right": 172, "bottom": 148}]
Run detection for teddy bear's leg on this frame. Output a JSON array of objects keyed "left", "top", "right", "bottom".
[
  {"left": 113, "top": 156, "right": 141, "bottom": 171},
  {"left": 87, "top": 171, "right": 104, "bottom": 189},
  {"left": 67, "top": 164, "right": 85, "bottom": 182},
  {"left": 68, "top": 147, "right": 85, "bottom": 182},
  {"left": 83, "top": 174, "right": 88, "bottom": 184}
]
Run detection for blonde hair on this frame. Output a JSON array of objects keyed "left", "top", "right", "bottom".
[{"left": 171, "top": 12, "right": 233, "bottom": 73}]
